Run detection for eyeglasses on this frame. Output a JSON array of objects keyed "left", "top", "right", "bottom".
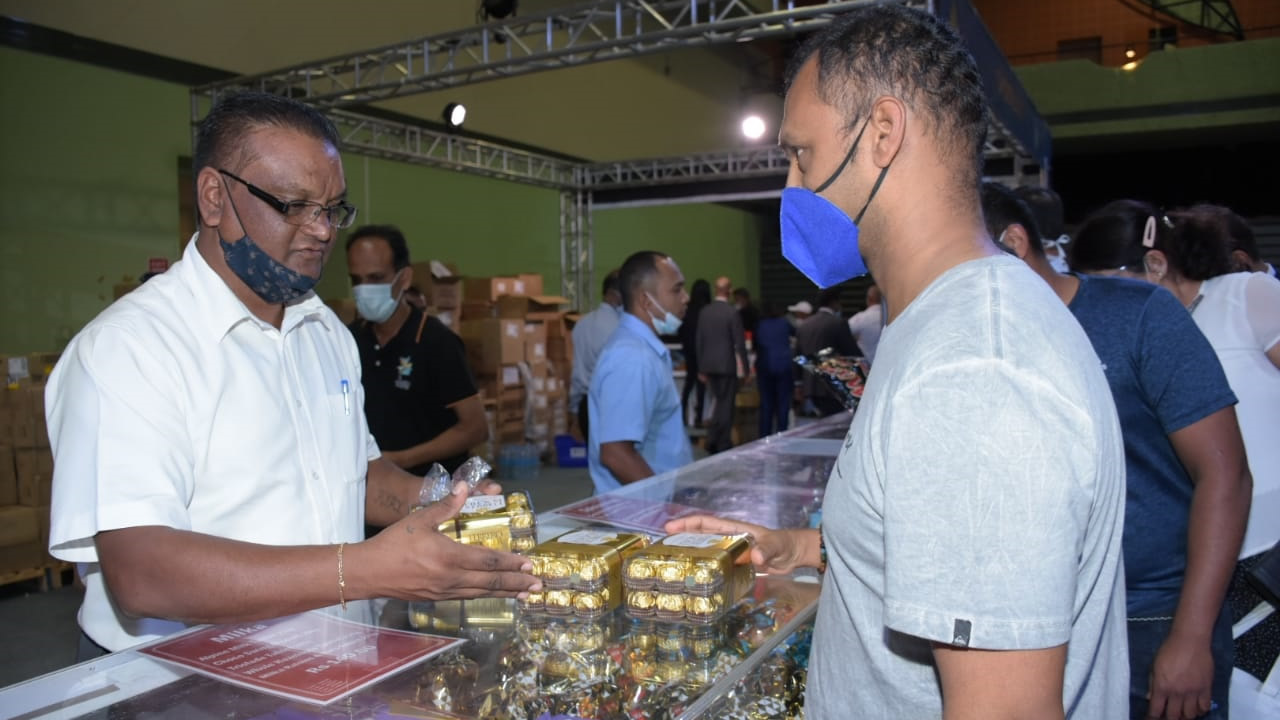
[{"left": 218, "top": 169, "right": 357, "bottom": 229}]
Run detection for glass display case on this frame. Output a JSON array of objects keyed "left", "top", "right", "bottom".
[{"left": 0, "top": 413, "right": 852, "bottom": 719}]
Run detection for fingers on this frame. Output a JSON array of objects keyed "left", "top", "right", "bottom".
[
  {"left": 477, "top": 479, "right": 503, "bottom": 496},
  {"left": 664, "top": 514, "right": 761, "bottom": 537},
  {"left": 411, "top": 481, "right": 469, "bottom": 526}
]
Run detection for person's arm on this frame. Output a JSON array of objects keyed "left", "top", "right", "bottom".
[
  {"left": 380, "top": 394, "right": 488, "bottom": 471},
  {"left": 598, "top": 441, "right": 656, "bottom": 485},
  {"left": 1242, "top": 272, "right": 1280, "bottom": 370},
  {"left": 933, "top": 644, "right": 1067, "bottom": 720},
  {"left": 665, "top": 515, "right": 820, "bottom": 573},
  {"left": 1147, "top": 407, "right": 1250, "bottom": 720},
  {"left": 94, "top": 481, "right": 539, "bottom": 625},
  {"left": 731, "top": 311, "right": 749, "bottom": 378}
]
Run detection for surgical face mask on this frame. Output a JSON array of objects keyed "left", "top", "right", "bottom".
[
  {"left": 353, "top": 269, "right": 404, "bottom": 323},
  {"left": 1044, "top": 234, "right": 1071, "bottom": 273},
  {"left": 780, "top": 118, "right": 891, "bottom": 288},
  {"left": 994, "top": 229, "right": 1016, "bottom": 255},
  {"left": 645, "top": 292, "right": 683, "bottom": 335},
  {"left": 1047, "top": 253, "right": 1070, "bottom": 274},
  {"left": 218, "top": 178, "right": 319, "bottom": 304}
]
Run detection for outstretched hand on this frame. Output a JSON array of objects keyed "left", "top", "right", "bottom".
[
  {"left": 363, "top": 481, "right": 541, "bottom": 601},
  {"left": 664, "top": 515, "right": 811, "bottom": 575}
]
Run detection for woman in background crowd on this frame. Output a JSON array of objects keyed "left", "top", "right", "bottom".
[
  {"left": 679, "top": 279, "right": 711, "bottom": 427},
  {"left": 1071, "top": 200, "right": 1280, "bottom": 720}
]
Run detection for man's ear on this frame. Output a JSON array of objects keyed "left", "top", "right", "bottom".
[
  {"left": 867, "top": 96, "right": 907, "bottom": 168},
  {"left": 196, "top": 167, "right": 226, "bottom": 228},
  {"left": 1003, "top": 224, "right": 1033, "bottom": 260},
  {"left": 399, "top": 265, "right": 415, "bottom": 293},
  {"left": 1230, "top": 249, "right": 1255, "bottom": 273}
]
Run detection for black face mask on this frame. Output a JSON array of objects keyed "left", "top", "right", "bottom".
[{"left": 218, "top": 179, "right": 319, "bottom": 304}]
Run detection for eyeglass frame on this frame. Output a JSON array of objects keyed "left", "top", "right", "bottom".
[{"left": 217, "top": 169, "right": 357, "bottom": 229}]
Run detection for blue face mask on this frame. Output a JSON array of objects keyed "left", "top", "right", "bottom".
[
  {"left": 645, "top": 292, "right": 683, "bottom": 335},
  {"left": 780, "top": 118, "right": 890, "bottom": 288},
  {"left": 218, "top": 177, "right": 320, "bottom": 305}
]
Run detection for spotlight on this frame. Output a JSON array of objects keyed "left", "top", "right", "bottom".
[
  {"left": 443, "top": 102, "right": 467, "bottom": 128},
  {"left": 480, "top": 0, "right": 518, "bottom": 20},
  {"left": 1122, "top": 60, "right": 1138, "bottom": 71},
  {"left": 1124, "top": 46, "right": 1136, "bottom": 59},
  {"left": 741, "top": 114, "right": 766, "bottom": 141}
]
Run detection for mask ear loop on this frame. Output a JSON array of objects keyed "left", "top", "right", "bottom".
[{"left": 814, "top": 118, "right": 872, "bottom": 194}]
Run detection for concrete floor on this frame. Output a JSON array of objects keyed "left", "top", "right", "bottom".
[{"left": 0, "top": 464, "right": 596, "bottom": 690}]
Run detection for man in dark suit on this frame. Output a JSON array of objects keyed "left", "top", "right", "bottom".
[
  {"left": 696, "top": 276, "right": 749, "bottom": 453},
  {"left": 796, "top": 287, "right": 862, "bottom": 416}
]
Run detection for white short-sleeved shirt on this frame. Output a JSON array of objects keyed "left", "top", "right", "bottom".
[
  {"left": 807, "top": 256, "right": 1128, "bottom": 718},
  {"left": 1191, "top": 271, "right": 1280, "bottom": 558},
  {"left": 47, "top": 237, "right": 379, "bottom": 651}
]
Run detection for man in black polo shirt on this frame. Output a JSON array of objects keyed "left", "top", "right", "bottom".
[{"left": 346, "top": 225, "right": 487, "bottom": 477}]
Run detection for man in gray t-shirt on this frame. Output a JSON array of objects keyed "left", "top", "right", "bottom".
[{"left": 669, "top": 5, "right": 1127, "bottom": 717}]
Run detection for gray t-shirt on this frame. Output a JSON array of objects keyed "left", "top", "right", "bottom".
[{"left": 807, "top": 256, "right": 1128, "bottom": 718}]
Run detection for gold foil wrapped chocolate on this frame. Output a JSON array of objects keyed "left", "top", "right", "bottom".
[
  {"left": 437, "top": 490, "right": 537, "bottom": 552},
  {"left": 623, "top": 532, "right": 754, "bottom": 623},
  {"left": 521, "top": 529, "right": 649, "bottom": 618},
  {"left": 626, "top": 590, "right": 657, "bottom": 616},
  {"left": 544, "top": 589, "right": 573, "bottom": 614}
]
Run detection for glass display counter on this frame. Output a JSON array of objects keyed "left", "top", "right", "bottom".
[{"left": 0, "top": 413, "right": 852, "bottom": 719}]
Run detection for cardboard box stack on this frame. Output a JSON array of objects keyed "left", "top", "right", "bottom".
[
  {"left": 457, "top": 274, "right": 574, "bottom": 459},
  {"left": 0, "top": 353, "right": 58, "bottom": 576},
  {"left": 411, "top": 261, "right": 463, "bottom": 334}
]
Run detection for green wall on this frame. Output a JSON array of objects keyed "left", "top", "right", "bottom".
[
  {"left": 592, "top": 203, "right": 763, "bottom": 306},
  {"left": 0, "top": 46, "right": 766, "bottom": 354},
  {"left": 1016, "top": 37, "right": 1280, "bottom": 141}
]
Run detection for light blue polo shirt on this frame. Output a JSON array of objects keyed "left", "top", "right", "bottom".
[{"left": 587, "top": 312, "right": 693, "bottom": 494}]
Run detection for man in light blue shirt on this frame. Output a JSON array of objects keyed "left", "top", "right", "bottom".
[
  {"left": 570, "top": 270, "right": 621, "bottom": 442},
  {"left": 588, "top": 251, "right": 694, "bottom": 494}
]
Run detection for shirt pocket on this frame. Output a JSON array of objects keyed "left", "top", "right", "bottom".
[{"left": 325, "top": 393, "right": 365, "bottom": 485}]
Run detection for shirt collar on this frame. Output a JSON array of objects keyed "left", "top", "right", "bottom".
[
  {"left": 618, "top": 312, "right": 668, "bottom": 357},
  {"left": 179, "top": 233, "right": 333, "bottom": 343}
]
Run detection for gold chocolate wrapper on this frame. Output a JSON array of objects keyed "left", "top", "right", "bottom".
[
  {"left": 438, "top": 490, "right": 537, "bottom": 553},
  {"left": 544, "top": 589, "right": 573, "bottom": 614},
  {"left": 523, "top": 530, "right": 650, "bottom": 615},
  {"left": 624, "top": 532, "right": 754, "bottom": 623}
]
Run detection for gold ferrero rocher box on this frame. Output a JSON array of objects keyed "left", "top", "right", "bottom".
[
  {"left": 438, "top": 490, "right": 536, "bottom": 551},
  {"left": 519, "top": 529, "right": 650, "bottom": 619},
  {"left": 408, "top": 597, "right": 516, "bottom": 633},
  {"left": 623, "top": 533, "right": 754, "bottom": 623}
]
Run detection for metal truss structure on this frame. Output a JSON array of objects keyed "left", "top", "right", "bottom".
[
  {"left": 194, "top": 0, "right": 925, "bottom": 108},
  {"left": 191, "top": 0, "right": 1043, "bottom": 306},
  {"left": 1136, "top": 0, "right": 1244, "bottom": 40}
]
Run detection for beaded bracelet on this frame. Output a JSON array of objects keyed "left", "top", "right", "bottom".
[{"left": 816, "top": 526, "right": 828, "bottom": 575}]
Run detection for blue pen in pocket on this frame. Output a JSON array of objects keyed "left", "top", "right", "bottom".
[{"left": 340, "top": 379, "right": 351, "bottom": 416}]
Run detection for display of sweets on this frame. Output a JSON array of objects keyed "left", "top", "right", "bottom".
[
  {"left": 624, "top": 533, "right": 755, "bottom": 623},
  {"left": 519, "top": 529, "right": 651, "bottom": 620},
  {"left": 408, "top": 598, "right": 517, "bottom": 636},
  {"left": 794, "top": 352, "right": 866, "bottom": 410},
  {"left": 437, "top": 490, "right": 537, "bottom": 552}
]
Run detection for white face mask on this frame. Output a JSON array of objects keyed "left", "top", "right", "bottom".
[
  {"left": 353, "top": 269, "right": 404, "bottom": 323},
  {"left": 1047, "top": 253, "right": 1070, "bottom": 274},
  {"left": 1044, "top": 234, "right": 1071, "bottom": 273},
  {"left": 645, "top": 292, "right": 682, "bottom": 335}
]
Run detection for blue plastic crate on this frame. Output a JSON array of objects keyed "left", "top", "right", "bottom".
[{"left": 554, "top": 434, "right": 587, "bottom": 468}]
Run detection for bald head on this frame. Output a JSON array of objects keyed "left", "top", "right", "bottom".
[{"left": 714, "top": 277, "right": 733, "bottom": 298}]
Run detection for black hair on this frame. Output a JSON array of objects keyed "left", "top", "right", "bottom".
[
  {"left": 1072, "top": 200, "right": 1231, "bottom": 280},
  {"left": 1013, "top": 186, "right": 1065, "bottom": 240},
  {"left": 817, "top": 287, "right": 842, "bottom": 309},
  {"left": 732, "top": 287, "right": 750, "bottom": 301},
  {"left": 687, "top": 278, "right": 712, "bottom": 316},
  {"left": 1069, "top": 200, "right": 1162, "bottom": 273},
  {"left": 618, "top": 251, "right": 669, "bottom": 311},
  {"left": 1184, "top": 204, "right": 1258, "bottom": 260},
  {"left": 785, "top": 3, "right": 987, "bottom": 196},
  {"left": 345, "top": 224, "right": 410, "bottom": 270},
  {"left": 601, "top": 269, "right": 621, "bottom": 297},
  {"left": 762, "top": 300, "right": 785, "bottom": 318},
  {"left": 1164, "top": 210, "right": 1236, "bottom": 280},
  {"left": 980, "top": 181, "right": 1043, "bottom": 257},
  {"left": 194, "top": 92, "right": 340, "bottom": 181}
]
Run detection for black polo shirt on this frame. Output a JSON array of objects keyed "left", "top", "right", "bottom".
[{"left": 349, "top": 309, "right": 478, "bottom": 475}]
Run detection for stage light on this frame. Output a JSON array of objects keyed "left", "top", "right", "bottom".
[
  {"left": 741, "top": 114, "right": 766, "bottom": 140},
  {"left": 1125, "top": 46, "right": 1136, "bottom": 59},
  {"left": 443, "top": 102, "right": 467, "bottom": 128},
  {"left": 1122, "top": 60, "right": 1138, "bottom": 71},
  {"left": 481, "top": 0, "right": 518, "bottom": 20}
]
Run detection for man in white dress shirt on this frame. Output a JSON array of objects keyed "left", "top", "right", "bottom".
[
  {"left": 569, "top": 269, "right": 622, "bottom": 442},
  {"left": 46, "top": 92, "right": 539, "bottom": 655}
]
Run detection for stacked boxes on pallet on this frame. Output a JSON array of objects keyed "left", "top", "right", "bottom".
[{"left": 0, "top": 353, "right": 59, "bottom": 577}]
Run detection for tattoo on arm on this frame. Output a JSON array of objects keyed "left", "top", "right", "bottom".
[{"left": 376, "top": 487, "right": 405, "bottom": 517}]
